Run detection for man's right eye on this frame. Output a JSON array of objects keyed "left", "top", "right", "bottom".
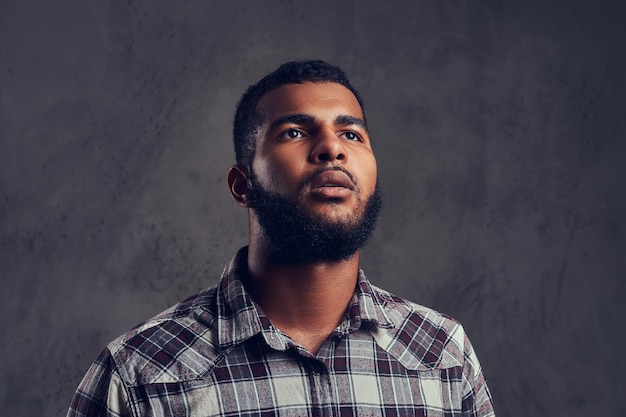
[{"left": 280, "top": 129, "right": 304, "bottom": 139}]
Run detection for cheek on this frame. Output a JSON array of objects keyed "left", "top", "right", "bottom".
[
  {"left": 252, "top": 152, "right": 302, "bottom": 193},
  {"left": 359, "top": 156, "right": 378, "bottom": 195}
]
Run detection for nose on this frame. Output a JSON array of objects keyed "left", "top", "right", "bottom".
[{"left": 309, "top": 130, "right": 347, "bottom": 163}]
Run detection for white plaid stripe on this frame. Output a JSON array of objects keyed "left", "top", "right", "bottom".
[{"left": 68, "top": 247, "right": 495, "bottom": 416}]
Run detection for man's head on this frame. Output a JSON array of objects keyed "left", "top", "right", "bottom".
[
  {"left": 229, "top": 60, "right": 382, "bottom": 263},
  {"left": 233, "top": 60, "right": 365, "bottom": 171}
]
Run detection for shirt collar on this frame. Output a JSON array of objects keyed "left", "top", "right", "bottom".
[
  {"left": 213, "top": 247, "right": 395, "bottom": 350},
  {"left": 332, "top": 269, "right": 396, "bottom": 336}
]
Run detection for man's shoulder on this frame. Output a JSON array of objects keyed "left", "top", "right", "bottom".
[
  {"left": 367, "top": 283, "right": 469, "bottom": 370},
  {"left": 104, "top": 284, "right": 222, "bottom": 386}
]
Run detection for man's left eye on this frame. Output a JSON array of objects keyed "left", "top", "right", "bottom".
[{"left": 341, "top": 131, "right": 361, "bottom": 141}]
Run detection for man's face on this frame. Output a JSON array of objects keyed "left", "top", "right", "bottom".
[
  {"left": 246, "top": 82, "right": 381, "bottom": 263},
  {"left": 251, "top": 82, "right": 378, "bottom": 224}
]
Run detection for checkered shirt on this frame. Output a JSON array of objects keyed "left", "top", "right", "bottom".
[{"left": 67, "top": 248, "right": 495, "bottom": 416}]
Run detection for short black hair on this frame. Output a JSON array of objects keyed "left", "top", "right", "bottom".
[{"left": 233, "top": 60, "right": 365, "bottom": 169}]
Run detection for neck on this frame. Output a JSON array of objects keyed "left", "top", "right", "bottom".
[{"left": 245, "top": 239, "right": 360, "bottom": 354}]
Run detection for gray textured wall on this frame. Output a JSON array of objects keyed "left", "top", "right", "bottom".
[{"left": 1, "top": 1, "right": 624, "bottom": 416}]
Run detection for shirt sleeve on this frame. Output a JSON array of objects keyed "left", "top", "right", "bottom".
[
  {"left": 67, "top": 348, "right": 132, "bottom": 417},
  {"left": 460, "top": 327, "right": 496, "bottom": 417}
]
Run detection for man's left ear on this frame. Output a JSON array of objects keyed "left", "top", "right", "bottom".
[{"left": 227, "top": 165, "right": 252, "bottom": 207}]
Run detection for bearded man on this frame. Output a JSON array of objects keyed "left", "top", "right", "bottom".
[{"left": 67, "top": 60, "right": 495, "bottom": 416}]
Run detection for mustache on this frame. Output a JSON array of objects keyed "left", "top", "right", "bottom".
[{"left": 300, "top": 166, "right": 358, "bottom": 190}]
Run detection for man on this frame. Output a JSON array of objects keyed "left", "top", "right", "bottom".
[{"left": 68, "top": 60, "right": 495, "bottom": 416}]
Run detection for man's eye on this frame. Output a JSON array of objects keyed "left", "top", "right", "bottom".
[
  {"left": 280, "top": 129, "right": 304, "bottom": 139},
  {"left": 341, "top": 131, "right": 361, "bottom": 141}
]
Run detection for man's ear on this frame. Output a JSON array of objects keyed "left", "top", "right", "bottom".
[{"left": 227, "top": 165, "right": 252, "bottom": 207}]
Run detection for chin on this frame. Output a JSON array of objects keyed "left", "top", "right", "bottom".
[{"left": 304, "top": 205, "right": 364, "bottom": 226}]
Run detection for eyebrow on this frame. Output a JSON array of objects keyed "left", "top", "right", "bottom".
[
  {"left": 267, "top": 114, "right": 315, "bottom": 132},
  {"left": 267, "top": 114, "right": 369, "bottom": 133},
  {"left": 335, "top": 115, "right": 368, "bottom": 133}
]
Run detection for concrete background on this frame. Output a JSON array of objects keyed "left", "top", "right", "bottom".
[{"left": 1, "top": 1, "right": 624, "bottom": 416}]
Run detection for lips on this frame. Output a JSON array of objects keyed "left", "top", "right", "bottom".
[
  {"left": 307, "top": 169, "right": 356, "bottom": 199},
  {"left": 310, "top": 170, "right": 355, "bottom": 189}
]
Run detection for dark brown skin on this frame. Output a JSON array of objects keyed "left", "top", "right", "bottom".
[{"left": 227, "top": 82, "right": 377, "bottom": 354}]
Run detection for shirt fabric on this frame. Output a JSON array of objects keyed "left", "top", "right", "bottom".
[{"left": 68, "top": 247, "right": 495, "bottom": 417}]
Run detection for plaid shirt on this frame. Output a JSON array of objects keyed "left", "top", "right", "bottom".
[{"left": 68, "top": 248, "right": 494, "bottom": 416}]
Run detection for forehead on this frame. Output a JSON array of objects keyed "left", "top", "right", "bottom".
[{"left": 256, "top": 82, "right": 364, "bottom": 123}]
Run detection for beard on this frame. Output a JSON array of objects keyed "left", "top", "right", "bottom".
[{"left": 247, "top": 170, "right": 383, "bottom": 264}]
